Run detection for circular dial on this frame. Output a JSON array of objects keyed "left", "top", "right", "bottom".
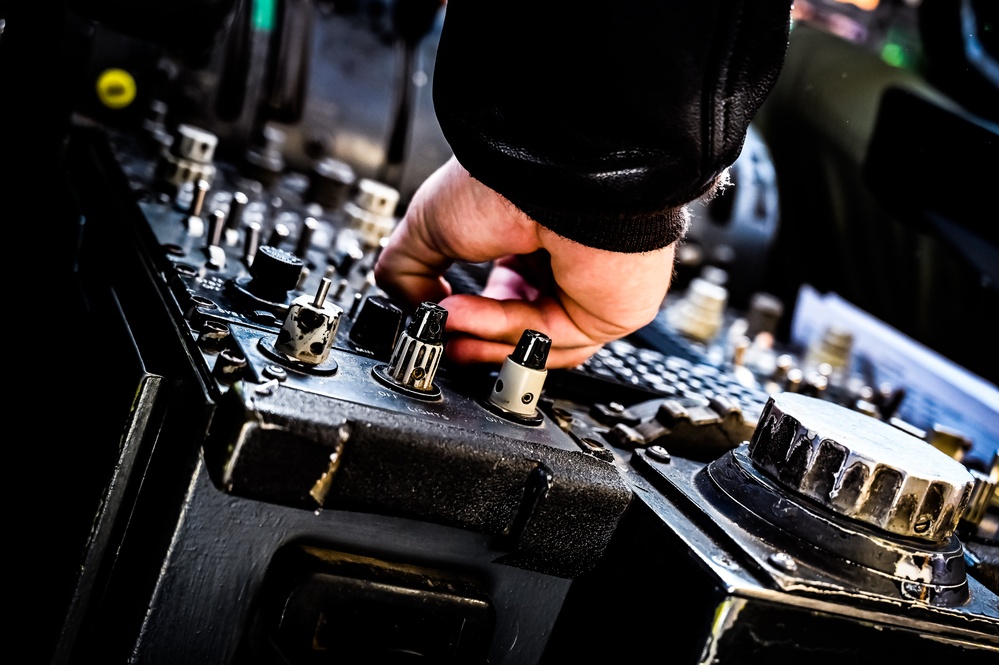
[{"left": 747, "top": 392, "right": 974, "bottom": 543}]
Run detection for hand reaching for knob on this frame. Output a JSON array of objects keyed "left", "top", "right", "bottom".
[{"left": 373, "top": 157, "right": 677, "bottom": 369}]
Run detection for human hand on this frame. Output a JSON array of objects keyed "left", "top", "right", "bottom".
[{"left": 373, "top": 157, "right": 677, "bottom": 369}]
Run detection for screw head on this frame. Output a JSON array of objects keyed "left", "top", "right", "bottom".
[
  {"left": 768, "top": 551, "right": 797, "bottom": 572},
  {"left": 263, "top": 365, "right": 287, "bottom": 381},
  {"left": 647, "top": 445, "right": 671, "bottom": 462}
]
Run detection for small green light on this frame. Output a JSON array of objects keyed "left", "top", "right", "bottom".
[
  {"left": 253, "top": 0, "right": 277, "bottom": 32},
  {"left": 881, "top": 42, "right": 908, "bottom": 68}
]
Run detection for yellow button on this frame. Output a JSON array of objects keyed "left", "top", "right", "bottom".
[{"left": 96, "top": 68, "right": 137, "bottom": 110}]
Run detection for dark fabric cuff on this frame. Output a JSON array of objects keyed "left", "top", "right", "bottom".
[{"left": 433, "top": 0, "right": 793, "bottom": 253}]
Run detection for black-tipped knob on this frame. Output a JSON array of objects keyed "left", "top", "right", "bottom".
[
  {"left": 308, "top": 157, "right": 356, "bottom": 209},
  {"left": 247, "top": 244, "right": 304, "bottom": 300},
  {"left": 407, "top": 302, "right": 448, "bottom": 343},
  {"left": 349, "top": 295, "right": 404, "bottom": 358},
  {"left": 512, "top": 330, "right": 551, "bottom": 370}
]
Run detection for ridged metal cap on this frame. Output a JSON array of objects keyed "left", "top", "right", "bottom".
[
  {"left": 353, "top": 178, "right": 400, "bottom": 217},
  {"left": 747, "top": 392, "right": 974, "bottom": 543},
  {"left": 383, "top": 302, "right": 447, "bottom": 393}
]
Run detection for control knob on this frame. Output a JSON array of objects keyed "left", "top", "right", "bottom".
[
  {"left": 349, "top": 295, "right": 404, "bottom": 359},
  {"left": 484, "top": 329, "right": 551, "bottom": 425},
  {"left": 748, "top": 392, "right": 975, "bottom": 543},
  {"left": 373, "top": 302, "right": 447, "bottom": 399},
  {"left": 273, "top": 278, "right": 343, "bottom": 365}
]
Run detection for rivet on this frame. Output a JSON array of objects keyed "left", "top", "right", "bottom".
[{"left": 768, "top": 552, "right": 797, "bottom": 572}]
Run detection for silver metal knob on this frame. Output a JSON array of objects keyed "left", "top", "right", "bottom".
[
  {"left": 158, "top": 124, "right": 218, "bottom": 190},
  {"left": 748, "top": 392, "right": 975, "bottom": 543},
  {"left": 375, "top": 302, "right": 447, "bottom": 398},
  {"left": 344, "top": 178, "right": 400, "bottom": 250},
  {"left": 274, "top": 278, "right": 343, "bottom": 365},
  {"left": 485, "top": 329, "right": 551, "bottom": 424}
]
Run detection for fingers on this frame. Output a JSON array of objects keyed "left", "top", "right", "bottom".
[
  {"left": 479, "top": 256, "right": 543, "bottom": 302},
  {"left": 445, "top": 333, "right": 602, "bottom": 369},
  {"left": 541, "top": 229, "right": 676, "bottom": 341},
  {"left": 442, "top": 293, "right": 601, "bottom": 347},
  {"left": 374, "top": 156, "right": 680, "bottom": 370},
  {"left": 440, "top": 293, "right": 610, "bottom": 368},
  {"left": 373, "top": 166, "right": 457, "bottom": 310},
  {"left": 373, "top": 212, "right": 454, "bottom": 310},
  {"left": 438, "top": 238, "right": 676, "bottom": 368}
]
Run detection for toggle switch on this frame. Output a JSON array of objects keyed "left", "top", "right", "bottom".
[
  {"left": 272, "top": 277, "right": 343, "bottom": 366},
  {"left": 185, "top": 178, "right": 210, "bottom": 236},
  {"left": 295, "top": 216, "right": 320, "bottom": 258},
  {"left": 203, "top": 209, "right": 227, "bottom": 269},
  {"left": 225, "top": 191, "right": 248, "bottom": 245},
  {"left": 372, "top": 301, "right": 447, "bottom": 399},
  {"left": 483, "top": 329, "right": 551, "bottom": 425}
]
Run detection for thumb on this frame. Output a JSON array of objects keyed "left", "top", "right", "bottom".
[
  {"left": 373, "top": 157, "right": 543, "bottom": 309},
  {"left": 373, "top": 211, "right": 454, "bottom": 310},
  {"left": 372, "top": 163, "right": 459, "bottom": 310}
]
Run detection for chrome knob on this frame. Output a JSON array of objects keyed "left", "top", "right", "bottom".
[{"left": 748, "top": 392, "right": 974, "bottom": 543}]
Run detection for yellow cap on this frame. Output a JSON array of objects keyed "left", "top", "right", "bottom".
[{"left": 96, "top": 68, "right": 137, "bottom": 110}]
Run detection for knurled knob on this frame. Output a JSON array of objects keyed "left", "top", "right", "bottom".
[
  {"left": 352, "top": 178, "right": 400, "bottom": 217},
  {"left": 379, "top": 301, "right": 447, "bottom": 395},
  {"left": 157, "top": 124, "right": 218, "bottom": 189},
  {"left": 349, "top": 295, "right": 404, "bottom": 359},
  {"left": 747, "top": 392, "right": 974, "bottom": 543},
  {"left": 344, "top": 178, "right": 400, "bottom": 249},
  {"left": 246, "top": 244, "right": 305, "bottom": 301},
  {"left": 666, "top": 276, "right": 728, "bottom": 342}
]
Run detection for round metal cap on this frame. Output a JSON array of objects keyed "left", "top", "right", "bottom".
[{"left": 747, "top": 392, "right": 974, "bottom": 543}]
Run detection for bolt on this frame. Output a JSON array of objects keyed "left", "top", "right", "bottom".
[
  {"left": 647, "top": 445, "right": 671, "bottom": 462},
  {"left": 914, "top": 516, "right": 932, "bottom": 534},
  {"left": 263, "top": 365, "right": 287, "bottom": 381}
]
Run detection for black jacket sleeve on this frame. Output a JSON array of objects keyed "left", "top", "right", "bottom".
[{"left": 432, "top": 0, "right": 793, "bottom": 253}]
